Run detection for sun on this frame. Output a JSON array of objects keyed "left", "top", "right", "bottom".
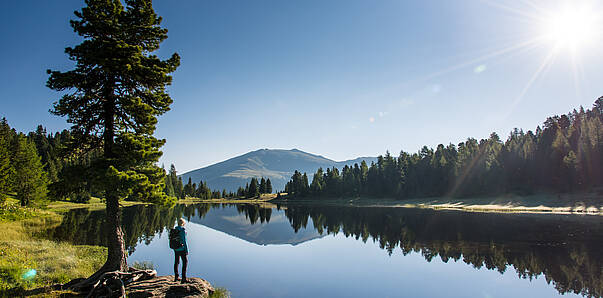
[{"left": 541, "top": 4, "right": 600, "bottom": 50}]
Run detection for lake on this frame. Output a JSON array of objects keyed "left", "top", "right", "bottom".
[{"left": 49, "top": 203, "right": 603, "bottom": 298}]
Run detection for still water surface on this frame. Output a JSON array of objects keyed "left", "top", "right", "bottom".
[{"left": 50, "top": 203, "right": 603, "bottom": 298}]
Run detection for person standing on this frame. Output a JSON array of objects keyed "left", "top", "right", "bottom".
[{"left": 173, "top": 218, "right": 188, "bottom": 283}]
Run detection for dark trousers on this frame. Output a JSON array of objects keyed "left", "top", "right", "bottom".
[{"left": 174, "top": 250, "right": 188, "bottom": 278}]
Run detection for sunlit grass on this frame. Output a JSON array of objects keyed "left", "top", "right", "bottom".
[
  {"left": 210, "top": 287, "right": 231, "bottom": 298},
  {"left": 0, "top": 206, "right": 106, "bottom": 294},
  {"left": 0, "top": 240, "right": 105, "bottom": 293},
  {"left": 179, "top": 193, "right": 278, "bottom": 204},
  {"left": 46, "top": 196, "right": 150, "bottom": 212},
  {"left": 131, "top": 260, "right": 155, "bottom": 271}
]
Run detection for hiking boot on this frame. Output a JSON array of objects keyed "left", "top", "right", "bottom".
[
  {"left": 174, "top": 276, "right": 180, "bottom": 282},
  {"left": 181, "top": 278, "right": 189, "bottom": 284}
]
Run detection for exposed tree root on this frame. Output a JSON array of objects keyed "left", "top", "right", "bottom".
[{"left": 30, "top": 267, "right": 158, "bottom": 297}]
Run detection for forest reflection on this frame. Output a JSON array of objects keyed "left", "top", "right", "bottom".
[
  {"left": 50, "top": 203, "right": 602, "bottom": 297},
  {"left": 276, "top": 204, "right": 602, "bottom": 298}
]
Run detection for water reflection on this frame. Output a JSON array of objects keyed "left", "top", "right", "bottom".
[
  {"left": 190, "top": 204, "right": 323, "bottom": 245},
  {"left": 50, "top": 203, "right": 602, "bottom": 297},
  {"left": 277, "top": 204, "right": 603, "bottom": 297},
  {"left": 47, "top": 204, "right": 210, "bottom": 254}
]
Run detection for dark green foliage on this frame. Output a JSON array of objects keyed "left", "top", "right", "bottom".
[
  {"left": 247, "top": 178, "right": 259, "bottom": 198},
  {"left": 286, "top": 98, "right": 603, "bottom": 198},
  {"left": 164, "top": 175, "right": 175, "bottom": 197},
  {"left": 164, "top": 164, "right": 178, "bottom": 197},
  {"left": 265, "top": 178, "right": 272, "bottom": 194},
  {"left": 259, "top": 177, "right": 266, "bottom": 194},
  {"left": 285, "top": 171, "right": 311, "bottom": 196},
  {"left": 184, "top": 177, "right": 193, "bottom": 197},
  {"left": 237, "top": 186, "right": 245, "bottom": 197},
  {"left": 0, "top": 120, "right": 75, "bottom": 204},
  {"left": 49, "top": 161, "right": 93, "bottom": 203},
  {"left": 176, "top": 177, "right": 184, "bottom": 199},
  {"left": 0, "top": 128, "right": 13, "bottom": 203},
  {"left": 12, "top": 135, "right": 47, "bottom": 206},
  {"left": 47, "top": 0, "right": 180, "bottom": 205},
  {"left": 210, "top": 190, "right": 220, "bottom": 199},
  {"left": 46, "top": 0, "right": 180, "bottom": 271}
]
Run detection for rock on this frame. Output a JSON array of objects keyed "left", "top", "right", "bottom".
[{"left": 127, "top": 275, "right": 214, "bottom": 298}]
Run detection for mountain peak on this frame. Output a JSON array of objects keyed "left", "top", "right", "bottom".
[{"left": 180, "top": 149, "right": 376, "bottom": 192}]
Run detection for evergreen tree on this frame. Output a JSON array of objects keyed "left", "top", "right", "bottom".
[
  {"left": 266, "top": 178, "right": 273, "bottom": 194},
  {"left": 282, "top": 98, "right": 603, "bottom": 199},
  {"left": 46, "top": 0, "right": 180, "bottom": 274},
  {"left": 176, "top": 177, "right": 184, "bottom": 199},
  {"left": 259, "top": 177, "right": 266, "bottom": 194},
  {"left": 0, "top": 133, "right": 13, "bottom": 203},
  {"left": 168, "top": 164, "right": 178, "bottom": 195},
  {"left": 164, "top": 174, "right": 175, "bottom": 197},
  {"left": 310, "top": 168, "right": 324, "bottom": 194},
  {"left": 237, "top": 186, "right": 245, "bottom": 197},
  {"left": 302, "top": 173, "right": 309, "bottom": 196},
  {"left": 12, "top": 135, "right": 47, "bottom": 206},
  {"left": 211, "top": 190, "right": 221, "bottom": 199},
  {"left": 248, "top": 178, "right": 259, "bottom": 198},
  {"left": 184, "top": 177, "right": 193, "bottom": 196}
]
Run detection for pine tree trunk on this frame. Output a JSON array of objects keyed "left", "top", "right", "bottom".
[
  {"left": 100, "top": 86, "right": 127, "bottom": 272},
  {"left": 87, "top": 86, "right": 127, "bottom": 276},
  {"left": 103, "top": 194, "right": 128, "bottom": 272},
  {"left": 74, "top": 194, "right": 128, "bottom": 288}
]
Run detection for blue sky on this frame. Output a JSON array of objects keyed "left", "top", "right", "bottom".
[{"left": 1, "top": 0, "right": 602, "bottom": 172}]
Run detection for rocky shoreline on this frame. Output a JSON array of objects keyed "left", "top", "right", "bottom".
[
  {"left": 22, "top": 274, "right": 214, "bottom": 297},
  {"left": 128, "top": 275, "right": 214, "bottom": 297}
]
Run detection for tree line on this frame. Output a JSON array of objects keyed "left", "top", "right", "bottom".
[
  {"left": 0, "top": 118, "right": 276, "bottom": 206},
  {"left": 286, "top": 98, "right": 603, "bottom": 198},
  {"left": 236, "top": 177, "right": 273, "bottom": 198},
  {"left": 163, "top": 164, "right": 224, "bottom": 200},
  {"left": 163, "top": 164, "right": 273, "bottom": 200},
  {"left": 0, "top": 120, "right": 57, "bottom": 206}
]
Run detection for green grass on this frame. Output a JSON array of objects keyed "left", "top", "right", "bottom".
[
  {"left": 0, "top": 204, "right": 41, "bottom": 222},
  {"left": 0, "top": 240, "right": 106, "bottom": 293},
  {"left": 210, "top": 287, "right": 231, "bottom": 298},
  {"left": 181, "top": 193, "right": 278, "bottom": 204},
  {"left": 0, "top": 199, "right": 107, "bottom": 295},
  {"left": 45, "top": 196, "right": 150, "bottom": 212},
  {"left": 131, "top": 260, "right": 155, "bottom": 271}
]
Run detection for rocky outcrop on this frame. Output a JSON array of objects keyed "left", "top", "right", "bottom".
[{"left": 127, "top": 275, "right": 214, "bottom": 298}]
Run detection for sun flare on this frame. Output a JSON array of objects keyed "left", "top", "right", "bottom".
[{"left": 541, "top": 5, "right": 600, "bottom": 49}]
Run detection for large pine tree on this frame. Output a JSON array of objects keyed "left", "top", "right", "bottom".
[{"left": 47, "top": 0, "right": 180, "bottom": 277}]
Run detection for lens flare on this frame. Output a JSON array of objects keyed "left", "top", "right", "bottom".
[
  {"left": 474, "top": 64, "right": 487, "bottom": 74},
  {"left": 22, "top": 269, "right": 37, "bottom": 281}
]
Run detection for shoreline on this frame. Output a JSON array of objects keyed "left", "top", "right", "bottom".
[
  {"left": 0, "top": 198, "right": 227, "bottom": 296},
  {"left": 271, "top": 193, "right": 603, "bottom": 216}
]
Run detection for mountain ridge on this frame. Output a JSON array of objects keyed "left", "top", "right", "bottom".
[{"left": 179, "top": 148, "right": 377, "bottom": 192}]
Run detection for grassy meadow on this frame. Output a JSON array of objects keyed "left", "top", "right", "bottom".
[{"left": 0, "top": 198, "right": 107, "bottom": 295}]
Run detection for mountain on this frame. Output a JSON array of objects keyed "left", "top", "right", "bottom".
[{"left": 179, "top": 149, "right": 377, "bottom": 192}]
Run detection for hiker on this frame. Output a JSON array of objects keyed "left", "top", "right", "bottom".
[{"left": 172, "top": 218, "right": 189, "bottom": 283}]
